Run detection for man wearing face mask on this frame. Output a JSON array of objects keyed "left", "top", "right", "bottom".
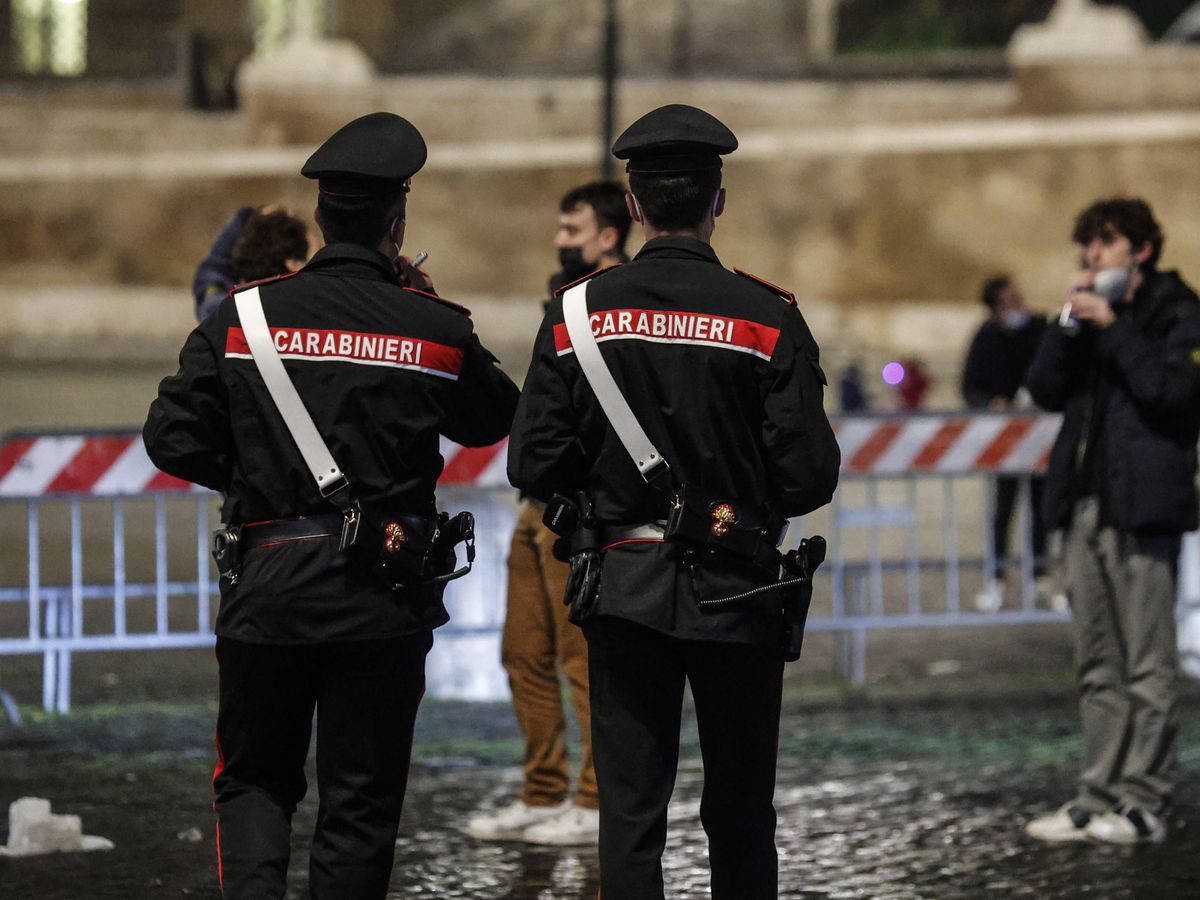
[
  {"left": 1024, "top": 198, "right": 1200, "bottom": 845},
  {"left": 548, "top": 180, "right": 632, "bottom": 297},
  {"left": 508, "top": 105, "right": 839, "bottom": 898},
  {"left": 466, "top": 182, "right": 628, "bottom": 845},
  {"left": 961, "top": 275, "right": 1052, "bottom": 611},
  {"left": 144, "top": 112, "right": 519, "bottom": 898}
]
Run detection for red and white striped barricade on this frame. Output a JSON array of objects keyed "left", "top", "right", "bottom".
[{"left": 0, "top": 430, "right": 516, "bottom": 708}]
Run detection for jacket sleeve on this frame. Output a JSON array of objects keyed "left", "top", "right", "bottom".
[
  {"left": 142, "top": 320, "right": 234, "bottom": 491},
  {"left": 507, "top": 312, "right": 588, "bottom": 501},
  {"left": 193, "top": 207, "right": 255, "bottom": 322},
  {"left": 961, "top": 327, "right": 999, "bottom": 408},
  {"left": 1099, "top": 303, "right": 1200, "bottom": 420},
  {"left": 440, "top": 329, "right": 520, "bottom": 447},
  {"left": 761, "top": 308, "right": 841, "bottom": 517},
  {"left": 1024, "top": 323, "right": 1091, "bottom": 413}
]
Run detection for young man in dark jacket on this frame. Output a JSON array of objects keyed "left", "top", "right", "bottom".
[{"left": 1024, "top": 198, "right": 1200, "bottom": 844}]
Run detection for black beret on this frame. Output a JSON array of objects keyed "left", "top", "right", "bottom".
[
  {"left": 301, "top": 112, "right": 427, "bottom": 196},
  {"left": 612, "top": 104, "right": 737, "bottom": 174}
]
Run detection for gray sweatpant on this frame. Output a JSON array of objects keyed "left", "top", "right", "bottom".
[{"left": 1062, "top": 498, "right": 1180, "bottom": 814}]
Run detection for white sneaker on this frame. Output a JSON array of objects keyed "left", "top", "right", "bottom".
[
  {"left": 1025, "top": 803, "right": 1094, "bottom": 842},
  {"left": 974, "top": 578, "right": 1004, "bottom": 613},
  {"left": 466, "top": 800, "right": 568, "bottom": 841},
  {"left": 1034, "top": 576, "right": 1069, "bottom": 613},
  {"left": 1085, "top": 805, "right": 1167, "bottom": 844},
  {"left": 520, "top": 804, "right": 600, "bottom": 846}
]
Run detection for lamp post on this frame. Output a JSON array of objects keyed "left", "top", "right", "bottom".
[{"left": 600, "top": 0, "right": 619, "bottom": 177}]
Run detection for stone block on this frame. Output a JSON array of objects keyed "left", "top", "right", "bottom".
[{"left": 0, "top": 796, "right": 114, "bottom": 857}]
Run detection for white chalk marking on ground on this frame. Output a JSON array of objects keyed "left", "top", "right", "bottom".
[{"left": 3, "top": 111, "right": 1200, "bottom": 182}]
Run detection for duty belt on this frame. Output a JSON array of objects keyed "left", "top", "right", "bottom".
[
  {"left": 242, "top": 514, "right": 344, "bottom": 548},
  {"left": 601, "top": 521, "right": 667, "bottom": 550},
  {"left": 242, "top": 513, "right": 440, "bottom": 549}
]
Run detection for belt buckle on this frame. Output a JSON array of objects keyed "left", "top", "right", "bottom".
[{"left": 339, "top": 501, "right": 362, "bottom": 552}]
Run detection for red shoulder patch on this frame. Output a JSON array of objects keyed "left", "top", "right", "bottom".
[
  {"left": 733, "top": 268, "right": 796, "bottom": 306},
  {"left": 407, "top": 288, "right": 472, "bottom": 317},
  {"left": 551, "top": 263, "right": 622, "bottom": 299}
]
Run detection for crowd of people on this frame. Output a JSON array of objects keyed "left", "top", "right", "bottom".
[{"left": 143, "top": 103, "right": 1200, "bottom": 899}]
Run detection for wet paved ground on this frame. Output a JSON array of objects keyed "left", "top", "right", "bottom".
[{"left": 2, "top": 690, "right": 1199, "bottom": 899}]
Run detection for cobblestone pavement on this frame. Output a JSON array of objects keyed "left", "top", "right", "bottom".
[{"left": 4, "top": 692, "right": 1196, "bottom": 899}]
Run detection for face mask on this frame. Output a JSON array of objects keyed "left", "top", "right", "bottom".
[
  {"left": 1001, "top": 309, "right": 1030, "bottom": 330},
  {"left": 557, "top": 246, "right": 594, "bottom": 280},
  {"left": 1092, "top": 264, "right": 1135, "bottom": 302},
  {"left": 389, "top": 217, "right": 405, "bottom": 260}
]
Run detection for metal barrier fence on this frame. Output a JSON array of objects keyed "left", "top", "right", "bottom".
[{"left": 2, "top": 418, "right": 1198, "bottom": 713}]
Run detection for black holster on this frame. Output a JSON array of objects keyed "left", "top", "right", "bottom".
[
  {"left": 779, "top": 536, "right": 826, "bottom": 662},
  {"left": 543, "top": 492, "right": 603, "bottom": 624}
]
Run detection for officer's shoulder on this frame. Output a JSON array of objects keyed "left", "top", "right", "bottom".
[
  {"left": 405, "top": 287, "right": 472, "bottom": 317},
  {"left": 230, "top": 270, "right": 304, "bottom": 297},
  {"left": 551, "top": 263, "right": 623, "bottom": 300},
  {"left": 731, "top": 268, "right": 796, "bottom": 307}
]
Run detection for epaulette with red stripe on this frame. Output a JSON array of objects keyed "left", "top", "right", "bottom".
[
  {"left": 228, "top": 269, "right": 303, "bottom": 297},
  {"left": 552, "top": 263, "right": 622, "bottom": 299},
  {"left": 406, "top": 287, "right": 472, "bottom": 317},
  {"left": 733, "top": 268, "right": 796, "bottom": 306}
]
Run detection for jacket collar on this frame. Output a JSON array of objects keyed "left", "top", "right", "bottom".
[
  {"left": 632, "top": 235, "right": 722, "bottom": 266},
  {"left": 303, "top": 242, "right": 400, "bottom": 284},
  {"left": 1129, "top": 269, "right": 1197, "bottom": 327}
]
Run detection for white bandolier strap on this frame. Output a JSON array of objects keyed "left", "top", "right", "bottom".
[
  {"left": 234, "top": 286, "right": 348, "bottom": 498},
  {"left": 562, "top": 281, "right": 669, "bottom": 482}
]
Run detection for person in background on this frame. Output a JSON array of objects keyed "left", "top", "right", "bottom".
[
  {"left": 961, "top": 274, "right": 1052, "bottom": 611},
  {"left": 466, "top": 180, "right": 630, "bottom": 846},
  {"left": 839, "top": 362, "right": 868, "bottom": 413},
  {"left": 192, "top": 206, "right": 310, "bottom": 321},
  {"left": 1024, "top": 197, "right": 1200, "bottom": 845},
  {"left": 895, "top": 357, "right": 932, "bottom": 411}
]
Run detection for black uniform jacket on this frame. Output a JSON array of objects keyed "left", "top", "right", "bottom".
[
  {"left": 1025, "top": 269, "right": 1200, "bottom": 537},
  {"left": 507, "top": 236, "right": 840, "bottom": 643},
  {"left": 144, "top": 243, "right": 520, "bottom": 643}
]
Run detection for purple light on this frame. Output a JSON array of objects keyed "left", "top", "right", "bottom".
[{"left": 882, "top": 361, "right": 906, "bottom": 386}]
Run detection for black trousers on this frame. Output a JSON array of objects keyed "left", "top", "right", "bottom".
[
  {"left": 584, "top": 616, "right": 785, "bottom": 900},
  {"left": 213, "top": 632, "right": 431, "bottom": 900},
  {"left": 993, "top": 475, "right": 1047, "bottom": 578}
]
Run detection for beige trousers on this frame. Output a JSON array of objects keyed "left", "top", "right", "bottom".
[
  {"left": 1063, "top": 498, "right": 1180, "bottom": 814},
  {"left": 501, "top": 501, "right": 598, "bottom": 808}
]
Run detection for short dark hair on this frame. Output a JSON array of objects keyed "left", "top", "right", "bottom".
[
  {"left": 316, "top": 188, "right": 407, "bottom": 248},
  {"left": 1072, "top": 197, "right": 1164, "bottom": 271},
  {"left": 980, "top": 274, "right": 1011, "bottom": 310},
  {"left": 560, "top": 180, "right": 632, "bottom": 252},
  {"left": 232, "top": 210, "right": 309, "bottom": 283},
  {"left": 628, "top": 169, "right": 722, "bottom": 232}
]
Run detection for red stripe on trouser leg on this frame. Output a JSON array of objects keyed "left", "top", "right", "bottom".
[
  {"left": 213, "top": 730, "right": 225, "bottom": 890},
  {"left": 216, "top": 821, "right": 224, "bottom": 891}
]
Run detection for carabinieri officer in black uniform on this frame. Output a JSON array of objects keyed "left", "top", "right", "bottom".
[
  {"left": 144, "top": 112, "right": 519, "bottom": 900},
  {"left": 507, "top": 105, "right": 840, "bottom": 899}
]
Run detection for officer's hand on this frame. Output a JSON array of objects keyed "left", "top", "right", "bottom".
[{"left": 396, "top": 255, "right": 435, "bottom": 293}]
